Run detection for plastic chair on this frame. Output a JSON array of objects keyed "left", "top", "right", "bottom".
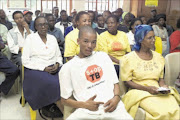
[
  {"left": 119, "top": 74, "right": 146, "bottom": 120},
  {"left": 164, "top": 52, "right": 180, "bottom": 87},
  {"left": 21, "top": 48, "right": 37, "bottom": 120}
]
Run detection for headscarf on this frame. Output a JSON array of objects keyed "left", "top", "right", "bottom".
[
  {"left": 122, "top": 12, "right": 128, "bottom": 20},
  {"left": 134, "top": 25, "right": 153, "bottom": 51}
]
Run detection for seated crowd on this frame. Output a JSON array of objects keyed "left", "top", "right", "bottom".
[{"left": 0, "top": 7, "right": 180, "bottom": 120}]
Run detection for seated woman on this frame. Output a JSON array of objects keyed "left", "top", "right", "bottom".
[
  {"left": 64, "top": 11, "right": 106, "bottom": 61},
  {"left": 22, "top": 16, "right": 63, "bottom": 112},
  {"left": 127, "top": 18, "right": 162, "bottom": 54},
  {"left": 170, "top": 18, "right": 180, "bottom": 53},
  {"left": 152, "top": 14, "right": 168, "bottom": 56},
  {"left": 121, "top": 25, "right": 180, "bottom": 120},
  {"left": 100, "top": 15, "right": 131, "bottom": 76}
]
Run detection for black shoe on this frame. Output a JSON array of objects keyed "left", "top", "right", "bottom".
[
  {"left": 19, "top": 96, "right": 27, "bottom": 104},
  {"left": 40, "top": 103, "right": 63, "bottom": 118}
]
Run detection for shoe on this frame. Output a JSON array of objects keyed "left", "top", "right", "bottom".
[{"left": 19, "top": 96, "right": 27, "bottom": 104}]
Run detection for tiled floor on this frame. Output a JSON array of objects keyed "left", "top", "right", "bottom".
[{"left": 0, "top": 86, "right": 63, "bottom": 120}]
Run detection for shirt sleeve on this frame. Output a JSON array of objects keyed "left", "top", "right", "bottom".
[
  {"left": 159, "top": 54, "right": 165, "bottom": 79},
  {"left": 64, "top": 33, "right": 78, "bottom": 57},
  {"left": 59, "top": 64, "right": 73, "bottom": 99},
  {"left": 7, "top": 31, "right": 19, "bottom": 54},
  {"left": 22, "top": 35, "right": 46, "bottom": 71},
  {"left": 120, "top": 55, "right": 133, "bottom": 81},
  {"left": 57, "top": 28, "right": 65, "bottom": 42},
  {"left": 1, "top": 25, "right": 8, "bottom": 43},
  {"left": 54, "top": 37, "right": 63, "bottom": 65}
]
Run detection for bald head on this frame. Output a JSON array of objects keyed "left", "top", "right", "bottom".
[{"left": 78, "top": 26, "right": 97, "bottom": 39}]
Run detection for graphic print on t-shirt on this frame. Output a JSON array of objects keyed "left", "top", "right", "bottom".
[
  {"left": 85, "top": 65, "right": 103, "bottom": 83},
  {"left": 112, "top": 41, "right": 123, "bottom": 51}
]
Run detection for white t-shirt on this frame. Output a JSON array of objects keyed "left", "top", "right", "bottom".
[
  {"left": 126, "top": 30, "right": 135, "bottom": 45},
  {"left": 59, "top": 52, "right": 119, "bottom": 113},
  {"left": 22, "top": 32, "right": 63, "bottom": 71}
]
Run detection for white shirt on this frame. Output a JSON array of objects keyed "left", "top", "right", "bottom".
[
  {"left": 55, "top": 22, "right": 72, "bottom": 35},
  {"left": 7, "top": 26, "right": 30, "bottom": 54},
  {"left": 126, "top": 30, "right": 135, "bottom": 45},
  {"left": 22, "top": 32, "right": 63, "bottom": 71},
  {"left": 59, "top": 52, "right": 119, "bottom": 114},
  {"left": 0, "top": 24, "right": 8, "bottom": 43}
]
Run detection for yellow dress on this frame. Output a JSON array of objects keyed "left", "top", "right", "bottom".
[
  {"left": 120, "top": 51, "right": 180, "bottom": 120},
  {"left": 155, "top": 36, "right": 162, "bottom": 55},
  {"left": 100, "top": 31, "right": 131, "bottom": 64},
  {"left": 64, "top": 28, "right": 106, "bottom": 57}
]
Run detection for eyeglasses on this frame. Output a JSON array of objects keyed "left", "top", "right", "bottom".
[{"left": 37, "top": 23, "right": 48, "bottom": 27}]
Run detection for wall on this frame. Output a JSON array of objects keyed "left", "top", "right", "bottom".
[{"left": 130, "top": 0, "right": 180, "bottom": 30}]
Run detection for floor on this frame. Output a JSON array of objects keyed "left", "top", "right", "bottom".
[{"left": 0, "top": 85, "right": 63, "bottom": 120}]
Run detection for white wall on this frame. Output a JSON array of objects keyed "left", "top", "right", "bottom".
[{"left": 72, "top": 0, "right": 86, "bottom": 12}]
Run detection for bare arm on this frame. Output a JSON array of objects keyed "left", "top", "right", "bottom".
[
  {"left": 61, "top": 95, "right": 104, "bottom": 111},
  {"left": 108, "top": 55, "right": 119, "bottom": 64},
  {"left": 67, "top": 56, "right": 74, "bottom": 61},
  {"left": 125, "top": 80, "right": 159, "bottom": 95},
  {"left": 104, "top": 83, "right": 120, "bottom": 112}
]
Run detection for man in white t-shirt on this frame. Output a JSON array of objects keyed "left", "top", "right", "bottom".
[{"left": 59, "top": 26, "right": 133, "bottom": 120}]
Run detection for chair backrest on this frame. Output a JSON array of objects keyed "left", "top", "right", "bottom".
[
  {"left": 164, "top": 52, "right": 180, "bottom": 87},
  {"left": 0, "top": 72, "right": 5, "bottom": 85}
]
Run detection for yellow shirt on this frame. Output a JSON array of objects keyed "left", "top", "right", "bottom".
[
  {"left": 120, "top": 51, "right": 164, "bottom": 87},
  {"left": 155, "top": 36, "right": 162, "bottom": 55},
  {"left": 64, "top": 28, "right": 105, "bottom": 57},
  {"left": 100, "top": 31, "right": 131, "bottom": 62}
]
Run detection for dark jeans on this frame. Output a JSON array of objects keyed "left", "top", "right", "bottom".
[{"left": 0, "top": 55, "right": 19, "bottom": 95}]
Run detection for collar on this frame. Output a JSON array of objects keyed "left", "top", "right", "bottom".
[
  {"left": 14, "top": 26, "right": 27, "bottom": 34},
  {"left": 97, "top": 27, "right": 106, "bottom": 30}
]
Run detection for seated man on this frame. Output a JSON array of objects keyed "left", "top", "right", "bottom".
[
  {"left": 0, "top": 35, "right": 19, "bottom": 95},
  {"left": 59, "top": 26, "right": 133, "bottom": 120}
]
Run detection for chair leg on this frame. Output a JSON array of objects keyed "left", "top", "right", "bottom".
[
  {"left": 21, "top": 89, "right": 25, "bottom": 107},
  {"left": 30, "top": 107, "right": 36, "bottom": 120}
]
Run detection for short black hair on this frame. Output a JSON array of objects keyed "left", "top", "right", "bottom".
[
  {"left": 60, "top": 10, "right": 66, "bottom": 15},
  {"left": 75, "top": 11, "right": 89, "bottom": 22},
  {"left": 96, "top": 15, "right": 103, "bottom": 22},
  {"left": 106, "top": 15, "right": 118, "bottom": 23},
  {"left": 34, "top": 16, "right": 47, "bottom": 31},
  {"left": 78, "top": 26, "right": 96, "bottom": 39},
  {"left": 129, "top": 18, "right": 142, "bottom": 30},
  {"left": 147, "top": 18, "right": 156, "bottom": 25},
  {"left": 177, "top": 18, "right": 180, "bottom": 28},
  {"left": 12, "top": 11, "right": 23, "bottom": 19},
  {"left": 45, "top": 13, "right": 54, "bottom": 19}
]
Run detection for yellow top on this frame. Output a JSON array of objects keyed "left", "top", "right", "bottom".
[
  {"left": 64, "top": 28, "right": 105, "bottom": 57},
  {"left": 155, "top": 36, "right": 162, "bottom": 55},
  {"left": 120, "top": 51, "right": 164, "bottom": 87},
  {"left": 100, "top": 31, "right": 131, "bottom": 64}
]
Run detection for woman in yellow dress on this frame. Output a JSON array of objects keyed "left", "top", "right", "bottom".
[
  {"left": 120, "top": 25, "right": 180, "bottom": 120},
  {"left": 100, "top": 15, "right": 131, "bottom": 76}
]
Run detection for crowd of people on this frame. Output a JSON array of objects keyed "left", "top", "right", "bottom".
[{"left": 0, "top": 6, "right": 180, "bottom": 120}]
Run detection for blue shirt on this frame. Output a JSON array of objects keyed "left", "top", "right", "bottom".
[
  {"left": 64, "top": 26, "right": 74, "bottom": 37},
  {"left": 48, "top": 27, "right": 65, "bottom": 42},
  {"left": 29, "top": 21, "right": 35, "bottom": 32}
]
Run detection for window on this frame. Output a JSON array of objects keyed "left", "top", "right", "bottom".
[{"left": 85, "top": 0, "right": 121, "bottom": 14}]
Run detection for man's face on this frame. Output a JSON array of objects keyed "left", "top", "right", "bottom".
[
  {"left": 0, "top": 10, "right": 6, "bottom": 19},
  {"left": 151, "top": 11, "right": 157, "bottom": 17},
  {"left": 78, "top": 32, "right": 97, "bottom": 58},
  {"left": 103, "top": 11, "right": 111, "bottom": 21},
  {"left": 47, "top": 16, "right": 55, "bottom": 29},
  {"left": 61, "top": 12, "right": 68, "bottom": 21},
  {"left": 14, "top": 13, "right": 25, "bottom": 26},
  {"left": 24, "top": 13, "right": 32, "bottom": 24}
]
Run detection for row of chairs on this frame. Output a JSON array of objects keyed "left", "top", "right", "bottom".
[{"left": 1, "top": 52, "right": 179, "bottom": 120}]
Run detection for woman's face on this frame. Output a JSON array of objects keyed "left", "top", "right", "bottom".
[
  {"left": 14, "top": 13, "right": 25, "bottom": 26},
  {"left": 35, "top": 18, "right": 48, "bottom": 36},
  {"left": 132, "top": 20, "right": 142, "bottom": 30},
  {"left": 107, "top": 17, "right": 118, "bottom": 34},
  {"left": 158, "top": 18, "right": 165, "bottom": 26},
  {"left": 77, "top": 14, "right": 91, "bottom": 29},
  {"left": 124, "top": 13, "right": 131, "bottom": 22},
  {"left": 141, "top": 31, "right": 155, "bottom": 49}
]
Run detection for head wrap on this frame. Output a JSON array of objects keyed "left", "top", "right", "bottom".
[
  {"left": 122, "top": 12, "right": 128, "bottom": 19},
  {"left": 134, "top": 25, "right": 153, "bottom": 51}
]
